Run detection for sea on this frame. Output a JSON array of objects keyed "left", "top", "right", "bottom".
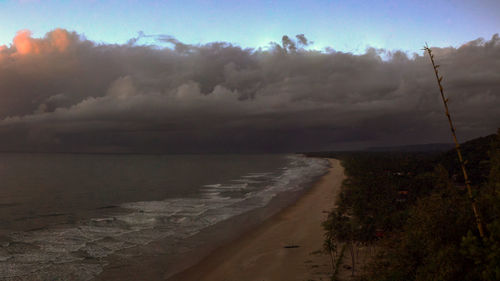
[{"left": 0, "top": 153, "right": 329, "bottom": 280}]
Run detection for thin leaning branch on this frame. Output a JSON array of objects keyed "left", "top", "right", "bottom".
[{"left": 423, "top": 44, "right": 485, "bottom": 238}]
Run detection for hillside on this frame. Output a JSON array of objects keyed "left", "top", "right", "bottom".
[{"left": 314, "top": 130, "right": 500, "bottom": 281}]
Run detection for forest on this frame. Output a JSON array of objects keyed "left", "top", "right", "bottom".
[{"left": 306, "top": 131, "right": 499, "bottom": 280}]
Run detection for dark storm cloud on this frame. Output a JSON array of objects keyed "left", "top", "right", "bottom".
[{"left": 0, "top": 30, "right": 498, "bottom": 153}]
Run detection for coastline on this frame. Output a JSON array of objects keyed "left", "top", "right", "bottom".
[{"left": 168, "top": 158, "right": 345, "bottom": 281}]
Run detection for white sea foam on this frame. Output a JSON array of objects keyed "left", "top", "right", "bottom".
[
  {"left": 241, "top": 172, "right": 273, "bottom": 178},
  {"left": 0, "top": 155, "right": 329, "bottom": 281}
]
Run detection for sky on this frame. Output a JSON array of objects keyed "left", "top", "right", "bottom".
[
  {"left": 1, "top": 0, "right": 500, "bottom": 53},
  {"left": 0, "top": 0, "right": 498, "bottom": 153}
]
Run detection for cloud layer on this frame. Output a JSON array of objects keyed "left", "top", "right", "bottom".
[{"left": 0, "top": 29, "right": 498, "bottom": 152}]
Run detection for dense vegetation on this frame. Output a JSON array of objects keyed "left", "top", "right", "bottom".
[{"left": 308, "top": 131, "right": 499, "bottom": 280}]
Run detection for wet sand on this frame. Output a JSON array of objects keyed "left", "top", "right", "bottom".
[{"left": 168, "top": 159, "right": 345, "bottom": 281}]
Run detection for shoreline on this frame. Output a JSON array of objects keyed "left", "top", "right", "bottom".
[
  {"left": 92, "top": 156, "right": 332, "bottom": 281},
  {"left": 168, "top": 158, "right": 345, "bottom": 281}
]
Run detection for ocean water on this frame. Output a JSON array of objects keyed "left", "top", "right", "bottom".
[{"left": 0, "top": 153, "right": 329, "bottom": 280}]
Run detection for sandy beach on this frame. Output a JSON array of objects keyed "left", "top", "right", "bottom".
[{"left": 168, "top": 158, "right": 345, "bottom": 281}]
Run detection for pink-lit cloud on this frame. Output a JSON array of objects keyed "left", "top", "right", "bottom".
[{"left": 12, "top": 28, "right": 73, "bottom": 55}]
